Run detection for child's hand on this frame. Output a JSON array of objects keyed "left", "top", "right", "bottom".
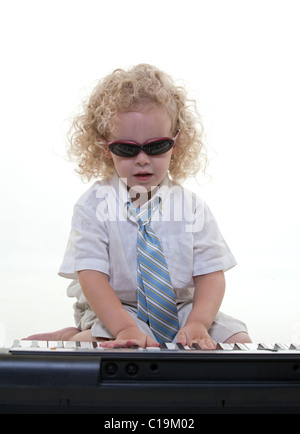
[
  {"left": 177, "top": 322, "right": 216, "bottom": 350},
  {"left": 99, "top": 326, "right": 160, "bottom": 349}
]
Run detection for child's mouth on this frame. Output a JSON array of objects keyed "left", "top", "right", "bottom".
[{"left": 134, "top": 173, "right": 153, "bottom": 181}]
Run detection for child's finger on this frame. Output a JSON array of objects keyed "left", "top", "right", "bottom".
[
  {"left": 176, "top": 330, "right": 187, "bottom": 346},
  {"left": 195, "top": 338, "right": 216, "bottom": 350}
]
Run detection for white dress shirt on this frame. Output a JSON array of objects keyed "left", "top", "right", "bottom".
[{"left": 59, "top": 173, "right": 237, "bottom": 306}]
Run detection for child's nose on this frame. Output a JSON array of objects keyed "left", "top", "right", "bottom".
[{"left": 135, "top": 150, "right": 150, "bottom": 165}]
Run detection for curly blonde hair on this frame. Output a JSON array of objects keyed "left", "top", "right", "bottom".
[{"left": 68, "top": 64, "right": 207, "bottom": 183}]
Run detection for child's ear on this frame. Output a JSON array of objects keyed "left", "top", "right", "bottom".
[
  {"left": 171, "top": 142, "right": 180, "bottom": 155},
  {"left": 104, "top": 148, "right": 112, "bottom": 159},
  {"left": 171, "top": 130, "right": 181, "bottom": 155}
]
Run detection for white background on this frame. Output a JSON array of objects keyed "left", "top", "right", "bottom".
[{"left": 0, "top": 0, "right": 299, "bottom": 346}]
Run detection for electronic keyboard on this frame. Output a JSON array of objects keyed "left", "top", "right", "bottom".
[
  {"left": 7, "top": 339, "right": 300, "bottom": 353},
  {"left": 1, "top": 340, "right": 300, "bottom": 414}
]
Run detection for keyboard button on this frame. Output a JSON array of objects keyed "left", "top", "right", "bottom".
[
  {"left": 63, "top": 341, "right": 77, "bottom": 349},
  {"left": 234, "top": 343, "right": 248, "bottom": 351},
  {"left": 164, "top": 343, "right": 177, "bottom": 350},
  {"left": 274, "top": 343, "right": 289, "bottom": 350},
  {"left": 218, "top": 343, "right": 235, "bottom": 351},
  {"left": 19, "top": 340, "right": 32, "bottom": 348},
  {"left": 78, "top": 342, "right": 94, "bottom": 349},
  {"left": 258, "top": 343, "right": 275, "bottom": 350},
  {"left": 244, "top": 343, "right": 259, "bottom": 351}
]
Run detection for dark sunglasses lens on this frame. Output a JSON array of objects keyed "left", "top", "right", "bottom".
[
  {"left": 109, "top": 139, "right": 174, "bottom": 157},
  {"left": 109, "top": 143, "right": 140, "bottom": 157},
  {"left": 145, "top": 139, "right": 174, "bottom": 155}
]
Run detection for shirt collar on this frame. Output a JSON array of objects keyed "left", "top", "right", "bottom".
[{"left": 110, "top": 171, "right": 171, "bottom": 219}]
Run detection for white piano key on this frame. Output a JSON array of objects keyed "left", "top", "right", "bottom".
[
  {"left": 244, "top": 343, "right": 259, "bottom": 351},
  {"left": 48, "top": 341, "right": 63, "bottom": 349},
  {"left": 218, "top": 343, "right": 235, "bottom": 350},
  {"left": 12, "top": 339, "right": 20, "bottom": 348},
  {"left": 37, "top": 341, "right": 48, "bottom": 348},
  {"left": 19, "top": 340, "right": 33, "bottom": 348},
  {"left": 258, "top": 343, "right": 275, "bottom": 350},
  {"left": 29, "top": 341, "right": 52, "bottom": 351},
  {"left": 234, "top": 343, "right": 248, "bottom": 351},
  {"left": 145, "top": 346, "right": 161, "bottom": 351},
  {"left": 165, "top": 342, "right": 177, "bottom": 350},
  {"left": 30, "top": 341, "right": 39, "bottom": 348},
  {"left": 63, "top": 341, "right": 77, "bottom": 349},
  {"left": 275, "top": 343, "right": 290, "bottom": 350},
  {"left": 78, "top": 341, "right": 94, "bottom": 349}
]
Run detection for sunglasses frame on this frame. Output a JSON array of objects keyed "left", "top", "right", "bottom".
[{"left": 105, "top": 130, "right": 180, "bottom": 157}]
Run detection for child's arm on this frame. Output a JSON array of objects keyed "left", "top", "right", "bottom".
[
  {"left": 78, "top": 270, "right": 159, "bottom": 348},
  {"left": 177, "top": 270, "right": 225, "bottom": 349}
]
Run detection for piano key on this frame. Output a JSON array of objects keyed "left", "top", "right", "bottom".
[
  {"left": 12, "top": 339, "right": 20, "bottom": 348},
  {"left": 30, "top": 341, "right": 39, "bottom": 348},
  {"left": 164, "top": 342, "right": 177, "bottom": 350},
  {"left": 290, "top": 343, "right": 300, "bottom": 350},
  {"left": 244, "top": 343, "right": 259, "bottom": 351},
  {"left": 30, "top": 341, "right": 54, "bottom": 351},
  {"left": 176, "top": 343, "right": 191, "bottom": 350},
  {"left": 191, "top": 343, "right": 216, "bottom": 350},
  {"left": 234, "top": 343, "right": 248, "bottom": 351},
  {"left": 37, "top": 341, "right": 48, "bottom": 348},
  {"left": 63, "top": 341, "right": 77, "bottom": 349},
  {"left": 48, "top": 341, "right": 63, "bottom": 349},
  {"left": 217, "top": 343, "right": 235, "bottom": 351},
  {"left": 78, "top": 341, "right": 94, "bottom": 350},
  {"left": 258, "top": 343, "right": 275, "bottom": 351},
  {"left": 274, "top": 343, "right": 290, "bottom": 351},
  {"left": 19, "top": 340, "right": 33, "bottom": 348}
]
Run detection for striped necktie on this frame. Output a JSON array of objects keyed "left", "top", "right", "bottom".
[{"left": 127, "top": 198, "right": 179, "bottom": 343}]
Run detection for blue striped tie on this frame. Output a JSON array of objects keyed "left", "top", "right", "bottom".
[{"left": 128, "top": 198, "right": 179, "bottom": 343}]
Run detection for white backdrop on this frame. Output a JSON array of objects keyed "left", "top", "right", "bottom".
[{"left": 1, "top": 0, "right": 299, "bottom": 345}]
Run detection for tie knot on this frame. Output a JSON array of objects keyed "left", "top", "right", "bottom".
[{"left": 127, "top": 196, "right": 160, "bottom": 226}]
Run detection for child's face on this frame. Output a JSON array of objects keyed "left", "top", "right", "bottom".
[{"left": 108, "top": 107, "right": 175, "bottom": 194}]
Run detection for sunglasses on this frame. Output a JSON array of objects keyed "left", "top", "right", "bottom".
[{"left": 105, "top": 130, "right": 180, "bottom": 157}]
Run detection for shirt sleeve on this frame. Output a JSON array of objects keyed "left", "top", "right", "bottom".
[
  {"left": 192, "top": 201, "right": 237, "bottom": 276},
  {"left": 58, "top": 204, "right": 110, "bottom": 279}
]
